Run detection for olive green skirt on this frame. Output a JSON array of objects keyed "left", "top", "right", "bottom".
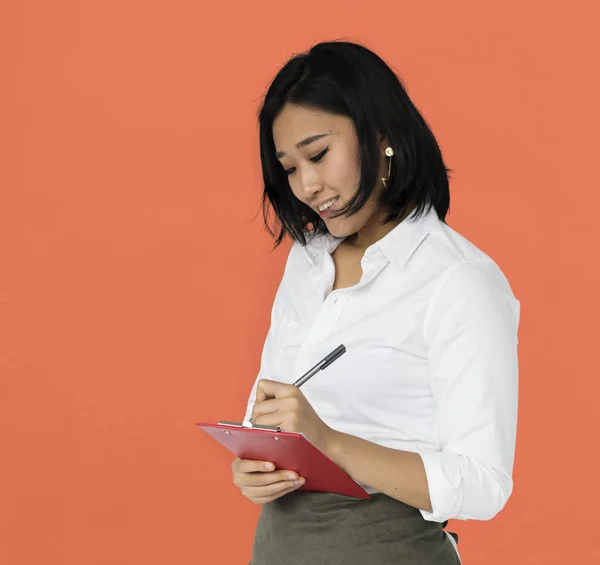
[{"left": 250, "top": 490, "right": 460, "bottom": 565}]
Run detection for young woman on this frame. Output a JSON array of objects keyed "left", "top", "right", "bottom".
[{"left": 232, "top": 40, "right": 520, "bottom": 565}]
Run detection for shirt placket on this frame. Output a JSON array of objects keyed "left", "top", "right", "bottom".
[{"left": 291, "top": 248, "right": 388, "bottom": 381}]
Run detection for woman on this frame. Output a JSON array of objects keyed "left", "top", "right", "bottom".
[{"left": 232, "top": 40, "right": 520, "bottom": 564}]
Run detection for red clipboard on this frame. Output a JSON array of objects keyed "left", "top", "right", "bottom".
[{"left": 197, "top": 421, "right": 371, "bottom": 499}]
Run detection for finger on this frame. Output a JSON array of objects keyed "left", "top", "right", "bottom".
[
  {"left": 252, "top": 411, "right": 285, "bottom": 429},
  {"left": 254, "top": 379, "right": 272, "bottom": 404},
  {"left": 256, "top": 379, "right": 296, "bottom": 401},
  {"left": 237, "top": 469, "right": 299, "bottom": 487},
  {"left": 233, "top": 458, "right": 276, "bottom": 473},
  {"left": 252, "top": 482, "right": 305, "bottom": 504},
  {"left": 243, "top": 477, "right": 305, "bottom": 500},
  {"left": 252, "top": 398, "right": 283, "bottom": 419}
]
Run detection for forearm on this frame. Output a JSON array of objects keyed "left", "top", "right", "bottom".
[{"left": 324, "top": 429, "right": 432, "bottom": 512}]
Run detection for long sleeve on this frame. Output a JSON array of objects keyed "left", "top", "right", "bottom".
[
  {"left": 242, "top": 243, "right": 299, "bottom": 423},
  {"left": 419, "top": 259, "right": 520, "bottom": 522},
  {"left": 242, "top": 323, "right": 275, "bottom": 423}
]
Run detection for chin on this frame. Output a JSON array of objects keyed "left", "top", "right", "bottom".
[{"left": 325, "top": 221, "right": 353, "bottom": 238}]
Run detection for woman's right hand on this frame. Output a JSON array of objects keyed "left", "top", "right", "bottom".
[{"left": 231, "top": 457, "right": 305, "bottom": 504}]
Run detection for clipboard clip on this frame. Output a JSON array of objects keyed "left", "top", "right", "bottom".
[{"left": 218, "top": 420, "right": 281, "bottom": 432}]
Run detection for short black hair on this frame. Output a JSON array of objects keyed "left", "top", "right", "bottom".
[{"left": 257, "top": 39, "right": 453, "bottom": 248}]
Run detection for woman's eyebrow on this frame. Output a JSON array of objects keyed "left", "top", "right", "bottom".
[{"left": 275, "top": 133, "right": 330, "bottom": 158}]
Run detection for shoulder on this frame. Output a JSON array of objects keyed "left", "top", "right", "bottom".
[
  {"left": 417, "top": 222, "right": 520, "bottom": 335},
  {"left": 418, "top": 220, "right": 499, "bottom": 270},
  {"left": 411, "top": 218, "right": 515, "bottom": 292}
]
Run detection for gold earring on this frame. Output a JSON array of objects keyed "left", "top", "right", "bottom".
[{"left": 381, "top": 147, "right": 394, "bottom": 187}]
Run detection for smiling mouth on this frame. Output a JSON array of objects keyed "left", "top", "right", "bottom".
[
  {"left": 316, "top": 197, "right": 339, "bottom": 213},
  {"left": 317, "top": 200, "right": 340, "bottom": 219}
]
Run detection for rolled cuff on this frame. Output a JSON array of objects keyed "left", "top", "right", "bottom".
[{"left": 418, "top": 451, "right": 513, "bottom": 522}]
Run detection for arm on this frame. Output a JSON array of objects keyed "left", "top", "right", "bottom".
[
  {"left": 325, "top": 430, "right": 434, "bottom": 511},
  {"left": 252, "top": 385, "right": 434, "bottom": 511},
  {"left": 324, "top": 260, "right": 520, "bottom": 521}
]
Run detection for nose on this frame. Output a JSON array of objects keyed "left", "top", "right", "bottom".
[{"left": 296, "top": 167, "right": 323, "bottom": 201}]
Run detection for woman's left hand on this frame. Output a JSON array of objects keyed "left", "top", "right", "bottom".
[{"left": 252, "top": 379, "right": 335, "bottom": 453}]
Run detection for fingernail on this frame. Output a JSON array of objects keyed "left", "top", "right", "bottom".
[
  {"left": 287, "top": 473, "right": 297, "bottom": 480},
  {"left": 294, "top": 478, "right": 304, "bottom": 486},
  {"left": 264, "top": 463, "right": 274, "bottom": 471}
]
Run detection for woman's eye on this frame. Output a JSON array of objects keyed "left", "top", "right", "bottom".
[
  {"left": 310, "top": 148, "right": 328, "bottom": 163},
  {"left": 283, "top": 148, "right": 328, "bottom": 176}
]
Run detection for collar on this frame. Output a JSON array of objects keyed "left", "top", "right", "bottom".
[{"left": 302, "top": 203, "right": 440, "bottom": 271}]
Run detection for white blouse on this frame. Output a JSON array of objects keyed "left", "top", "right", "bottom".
[{"left": 243, "top": 204, "right": 520, "bottom": 523}]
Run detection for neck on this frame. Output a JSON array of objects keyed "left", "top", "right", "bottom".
[{"left": 345, "top": 203, "right": 416, "bottom": 251}]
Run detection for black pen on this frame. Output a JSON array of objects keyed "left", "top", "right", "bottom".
[
  {"left": 292, "top": 343, "right": 346, "bottom": 386},
  {"left": 246, "top": 344, "right": 346, "bottom": 426}
]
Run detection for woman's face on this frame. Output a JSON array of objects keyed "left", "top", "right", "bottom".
[{"left": 272, "top": 103, "right": 388, "bottom": 239}]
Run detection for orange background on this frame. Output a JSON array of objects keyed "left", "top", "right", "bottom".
[{"left": 2, "top": 1, "right": 599, "bottom": 563}]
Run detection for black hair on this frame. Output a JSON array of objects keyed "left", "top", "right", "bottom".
[{"left": 257, "top": 39, "right": 453, "bottom": 248}]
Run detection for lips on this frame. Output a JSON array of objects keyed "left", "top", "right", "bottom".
[{"left": 317, "top": 198, "right": 340, "bottom": 219}]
